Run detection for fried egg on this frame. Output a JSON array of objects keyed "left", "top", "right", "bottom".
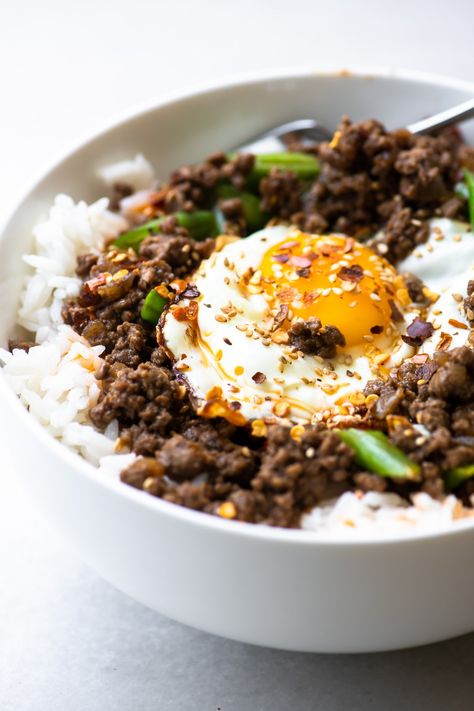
[{"left": 161, "top": 226, "right": 422, "bottom": 426}]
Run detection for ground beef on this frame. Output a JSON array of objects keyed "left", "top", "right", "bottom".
[
  {"left": 370, "top": 201, "right": 430, "bottom": 262},
  {"left": 364, "top": 346, "right": 474, "bottom": 497},
  {"left": 296, "top": 118, "right": 464, "bottom": 261},
  {"left": 288, "top": 318, "right": 345, "bottom": 358},
  {"left": 159, "top": 152, "right": 255, "bottom": 213},
  {"left": 260, "top": 168, "right": 304, "bottom": 219},
  {"left": 247, "top": 427, "right": 354, "bottom": 527},
  {"left": 139, "top": 234, "right": 214, "bottom": 275},
  {"left": 428, "top": 348, "right": 474, "bottom": 402},
  {"left": 121, "top": 423, "right": 356, "bottom": 527},
  {"left": 90, "top": 362, "right": 185, "bottom": 439},
  {"left": 57, "top": 115, "right": 474, "bottom": 527}
]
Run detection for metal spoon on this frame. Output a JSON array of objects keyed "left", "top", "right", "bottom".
[{"left": 236, "top": 97, "right": 474, "bottom": 154}]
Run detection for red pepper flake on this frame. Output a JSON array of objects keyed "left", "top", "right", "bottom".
[
  {"left": 315, "top": 243, "right": 340, "bottom": 257},
  {"left": 273, "top": 253, "right": 289, "bottom": 264},
  {"left": 296, "top": 267, "right": 311, "bottom": 278},
  {"left": 186, "top": 301, "right": 198, "bottom": 320},
  {"left": 182, "top": 283, "right": 200, "bottom": 299},
  {"left": 401, "top": 317, "right": 434, "bottom": 346},
  {"left": 83, "top": 273, "right": 109, "bottom": 293},
  {"left": 389, "top": 300, "right": 404, "bottom": 323},
  {"left": 338, "top": 264, "right": 363, "bottom": 282},
  {"left": 229, "top": 401, "right": 242, "bottom": 410},
  {"left": 172, "top": 306, "right": 188, "bottom": 321},
  {"left": 436, "top": 332, "right": 453, "bottom": 351},
  {"left": 303, "top": 291, "right": 318, "bottom": 306},
  {"left": 370, "top": 324, "right": 384, "bottom": 334},
  {"left": 274, "top": 304, "right": 289, "bottom": 329},
  {"left": 289, "top": 255, "right": 312, "bottom": 269},
  {"left": 252, "top": 372, "right": 266, "bottom": 384},
  {"left": 411, "top": 354, "right": 429, "bottom": 364},
  {"left": 278, "top": 240, "right": 300, "bottom": 250},
  {"left": 276, "top": 287, "right": 297, "bottom": 303}
]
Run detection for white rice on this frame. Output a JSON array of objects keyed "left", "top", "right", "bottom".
[
  {"left": 2, "top": 160, "right": 473, "bottom": 536},
  {"left": 97, "top": 153, "right": 156, "bottom": 192},
  {"left": 0, "top": 192, "right": 135, "bottom": 475},
  {"left": 302, "top": 491, "right": 474, "bottom": 539}
]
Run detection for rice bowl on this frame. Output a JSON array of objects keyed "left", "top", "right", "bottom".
[{"left": 1, "top": 68, "right": 474, "bottom": 652}]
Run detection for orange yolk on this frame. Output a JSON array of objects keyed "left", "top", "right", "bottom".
[{"left": 260, "top": 232, "right": 403, "bottom": 347}]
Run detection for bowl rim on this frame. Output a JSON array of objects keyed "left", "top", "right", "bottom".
[{"left": 3, "top": 65, "right": 474, "bottom": 548}]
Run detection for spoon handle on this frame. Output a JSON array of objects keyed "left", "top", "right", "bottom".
[{"left": 407, "top": 97, "right": 474, "bottom": 135}]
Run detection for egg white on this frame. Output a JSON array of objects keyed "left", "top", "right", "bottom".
[
  {"left": 398, "top": 218, "right": 474, "bottom": 354},
  {"left": 162, "top": 226, "right": 414, "bottom": 425}
]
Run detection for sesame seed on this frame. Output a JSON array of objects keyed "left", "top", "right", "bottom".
[
  {"left": 273, "top": 400, "right": 290, "bottom": 417},
  {"left": 215, "top": 314, "right": 227, "bottom": 323},
  {"left": 453, "top": 234, "right": 462, "bottom": 242},
  {"left": 370, "top": 292, "right": 381, "bottom": 302},
  {"left": 341, "top": 281, "right": 356, "bottom": 292},
  {"left": 452, "top": 293, "right": 463, "bottom": 303}
]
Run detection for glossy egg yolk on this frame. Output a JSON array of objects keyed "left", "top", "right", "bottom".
[{"left": 260, "top": 232, "right": 404, "bottom": 347}]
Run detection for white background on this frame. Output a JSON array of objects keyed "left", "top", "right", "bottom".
[{"left": 1, "top": 1, "right": 474, "bottom": 709}]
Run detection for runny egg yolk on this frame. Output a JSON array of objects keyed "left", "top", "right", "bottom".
[{"left": 259, "top": 232, "right": 405, "bottom": 347}]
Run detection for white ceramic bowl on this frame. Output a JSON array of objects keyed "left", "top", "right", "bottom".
[{"left": 2, "top": 68, "right": 474, "bottom": 653}]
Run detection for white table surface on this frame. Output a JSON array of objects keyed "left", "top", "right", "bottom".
[{"left": 1, "top": 1, "right": 474, "bottom": 708}]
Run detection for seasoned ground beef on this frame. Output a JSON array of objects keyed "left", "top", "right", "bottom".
[
  {"left": 288, "top": 318, "right": 345, "bottom": 358},
  {"left": 59, "top": 115, "right": 474, "bottom": 527},
  {"left": 364, "top": 347, "right": 474, "bottom": 499},
  {"left": 295, "top": 118, "right": 464, "bottom": 261}
]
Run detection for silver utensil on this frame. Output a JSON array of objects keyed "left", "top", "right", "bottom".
[{"left": 236, "top": 97, "right": 474, "bottom": 154}]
